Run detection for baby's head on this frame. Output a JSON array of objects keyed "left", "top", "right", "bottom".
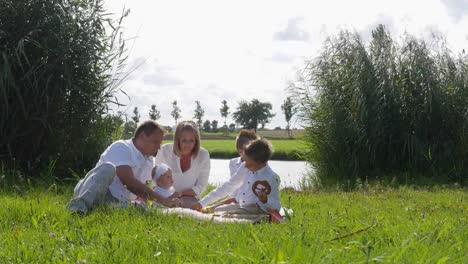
[
  {"left": 152, "top": 163, "right": 174, "bottom": 189},
  {"left": 236, "top": 129, "right": 258, "bottom": 155}
]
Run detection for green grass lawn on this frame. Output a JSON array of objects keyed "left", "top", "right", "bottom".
[
  {"left": 165, "top": 129, "right": 305, "bottom": 140},
  {"left": 0, "top": 186, "right": 466, "bottom": 263},
  {"left": 162, "top": 133, "right": 306, "bottom": 160},
  {"left": 172, "top": 139, "right": 306, "bottom": 160}
]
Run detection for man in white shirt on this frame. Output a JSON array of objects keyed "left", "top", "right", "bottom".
[{"left": 67, "top": 120, "right": 179, "bottom": 213}]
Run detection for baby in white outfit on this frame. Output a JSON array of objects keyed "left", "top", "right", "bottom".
[
  {"left": 131, "top": 163, "right": 178, "bottom": 207},
  {"left": 151, "top": 163, "right": 178, "bottom": 198}
]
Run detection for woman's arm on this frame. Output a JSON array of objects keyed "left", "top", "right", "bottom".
[{"left": 191, "top": 149, "right": 211, "bottom": 196}]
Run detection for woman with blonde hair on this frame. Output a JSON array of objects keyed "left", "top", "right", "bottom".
[{"left": 154, "top": 120, "right": 210, "bottom": 207}]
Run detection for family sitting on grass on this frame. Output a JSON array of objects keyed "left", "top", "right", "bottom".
[{"left": 67, "top": 120, "right": 283, "bottom": 223}]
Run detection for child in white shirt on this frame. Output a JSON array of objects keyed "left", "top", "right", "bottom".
[
  {"left": 192, "top": 139, "right": 281, "bottom": 221},
  {"left": 224, "top": 129, "right": 259, "bottom": 204},
  {"left": 229, "top": 129, "right": 259, "bottom": 176}
]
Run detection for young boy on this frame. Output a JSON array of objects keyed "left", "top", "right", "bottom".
[
  {"left": 220, "top": 129, "right": 259, "bottom": 205},
  {"left": 229, "top": 129, "right": 259, "bottom": 176},
  {"left": 191, "top": 139, "right": 281, "bottom": 220}
]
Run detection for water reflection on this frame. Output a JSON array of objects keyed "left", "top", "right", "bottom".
[{"left": 209, "top": 159, "right": 309, "bottom": 190}]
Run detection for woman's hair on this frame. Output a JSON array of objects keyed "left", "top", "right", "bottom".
[
  {"left": 134, "top": 120, "right": 164, "bottom": 139},
  {"left": 243, "top": 139, "right": 273, "bottom": 163},
  {"left": 173, "top": 120, "right": 201, "bottom": 157},
  {"left": 236, "top": 129, "right": 258, "bottom": 150}
]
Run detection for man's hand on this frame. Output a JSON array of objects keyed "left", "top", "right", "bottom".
[
  {"left": 191, "top": 202, "right": 202, "bottom": 211},
  {"left": 169, "top": 191, "right": 182, "bottom": 198},
  {"left": 181, "top": 189, "right": 197, "bottom": 197}
]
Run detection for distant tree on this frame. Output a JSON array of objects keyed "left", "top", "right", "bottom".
[
  {"left": 122, "top": 120, "right": 137, "bottom": 139},
  {"left": 220, "top": 100, "right": 230, "bottom": 134},
  {"left": 107, "top": 111, "right": 125, "bottom": 141},
  {"left": 193, "top": 100, "right": 205, "bottom": 128},
  {"left": 211, "top": 120, "right": 219, "bottom": 133},
  {"left": 164, "top": 126, "right": 172, "bottom": 133},
  {"left": 149, "top": 104, "right": 161, "bottom": 121},
  {"left": 229, "top": 123, "right": 236, "bottom": 132},
  {"left": 281, "top": 96, "right": 296, "bottom": 136},
  {"left": 203, "top": 120, "right": 211, "bottom": 132},
  {"left": 232, "top": 99, "right": 275, "bottom": 132},
  {"left": 132, "top": 107, "right": 140, "bottom": 124},
  {"left": 171, "top": 100, "right": 181, "bottom": 125}
]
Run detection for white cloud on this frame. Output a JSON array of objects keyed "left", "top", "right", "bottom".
[
  {"left": 142, "top": 63, "right": 184, "bottom": 87},
  {"left": 273, "top": 17, "right": 310, "bottom": 42},
  {"left": 441, "top": 0, "right": 468, "bottom": 21},
  {"left": 105, "top": 0, "right": 468, "bottom": 128}
]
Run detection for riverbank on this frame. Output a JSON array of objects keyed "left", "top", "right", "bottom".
[
  {"left": 161, "top": 130, "right": 307, "bottom": 161},
  {"left": 164, "top": 129, "right": 305, "bottom": 141},
  {"left": 202, "top": 139, "right": 306, "bottom": 160},
  {"left": 162, "top": 138, "right": 306, "bottom": 161}
]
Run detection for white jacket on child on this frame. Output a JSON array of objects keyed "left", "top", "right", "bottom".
[{"left": 199, "top": 163, "right": 281, "bottom": 212}]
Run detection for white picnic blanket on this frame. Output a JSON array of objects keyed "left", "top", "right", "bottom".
[{"left": 158, "top": 207, "right": 258, "bottom": 223}]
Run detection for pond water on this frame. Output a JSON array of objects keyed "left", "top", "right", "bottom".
[{"left": 208, "top": 159, "right": 310, "bottom": 190}]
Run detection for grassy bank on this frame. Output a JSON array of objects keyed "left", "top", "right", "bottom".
[
  {"left": 0, "top": 186, "right": 466, "bottom": 263},
  {"left": 161, "top": 130, "right": 307, "bottom": 160},
  {"left": 162, "top": 139, "right": 306, "bottom": 160},
  {"left": 200, "top": 140, "right": 306, "bottom": 160},
  {"left": 164, "top": 129, "right": 305, "bottom": 141}
]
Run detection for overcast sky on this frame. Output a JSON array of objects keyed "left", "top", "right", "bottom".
[{"left": 105, "top": 0, "right": 468, "bottom": 129}]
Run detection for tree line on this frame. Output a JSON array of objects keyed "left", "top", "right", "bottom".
[{"left": 118, "top": 97, "right": 297, "bottom": 137}]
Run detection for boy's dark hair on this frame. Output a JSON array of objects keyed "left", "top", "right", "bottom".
[
  {"left": 243, "top": 139, "right": 272, "bottom": 163},
  {"left": 236, "top": 129, "right": 258, "bottom": 150},
  {"left": 134, "top": 120, "right": 164, "bottom": 139}
]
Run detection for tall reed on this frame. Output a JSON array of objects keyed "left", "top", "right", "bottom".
[
  {"left": 0, "top": 0, "right": 128, "bottom": 177},
  {"left": 292, "top": 25, "right": 467, "bottom": 187}
]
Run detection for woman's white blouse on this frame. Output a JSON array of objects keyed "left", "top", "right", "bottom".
[{"left": 154, "top": 143, "right": 210, "bottom": 197}]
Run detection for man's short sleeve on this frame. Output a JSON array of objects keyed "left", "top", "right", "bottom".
[{"left": 101, "top": 141, "right": 134, "bottom": 167}]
